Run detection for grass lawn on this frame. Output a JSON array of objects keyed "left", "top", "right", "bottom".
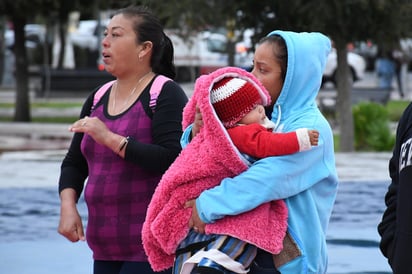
[
  {"left": 385, "top": 100, "right": 410, "bottom": 121},
  {"left": 0, "top": 102, "right": 82, "bottom": 109},
  {"left": 0, "top": 101, "right": 82, "bottom": 123},
  {"left": 0, "top": 98, "right": 410, "bottom": 127}
]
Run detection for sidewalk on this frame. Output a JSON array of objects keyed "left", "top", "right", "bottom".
[
  {"left": 0, "top": 122, "right": 72, "bottom": 151},
  {"left": 0, "top": 120, "right": 393, "bottom": 182}
]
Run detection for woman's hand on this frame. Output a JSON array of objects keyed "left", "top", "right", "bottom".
[
  {"left": 69, "top": 116, "right": 126, "bottom": 156},
  {"left": 69, "top": 116, "right": 113, "bottom": 146},
  {"left": 185, "top": 199, "right": 206, "bottom": 234},
  {"left": 191, "top": 106, "right": 203, "bottom": 139},
  {"left": 58, "top": 189, "right": 85, "bottom": 242}
]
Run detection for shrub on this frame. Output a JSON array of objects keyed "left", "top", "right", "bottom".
[{"left": 353, "top": 102, "right": 395, "bottom": 151}]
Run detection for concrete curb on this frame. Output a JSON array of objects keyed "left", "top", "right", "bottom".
[{"left": 0, "top": 122, "right": 72, "bottom": 152}]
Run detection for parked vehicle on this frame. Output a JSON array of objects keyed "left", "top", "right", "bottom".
[
  {"left": 5, "top": 24, "right": 46, "bottom": 49},
  {"left": 70, "top": 20, "right": 259, "bottom": 82},
  {"left": 4, "top": 23, "right": 46, "bottom": 67},
  {"left": 351, "top": 40, "right": 378, "bottom": 71},
  {"left": 166, "top": 30, "right": 228, "bottom": 82},
  {"left": 70, "top": 19, "right": 107, "bottom": 51},
  {"left": 235, "top": 41, "right": 253, "bottom": 70},
  {"left": 322, "top": 48, "right": 366, "bottom": 86}
]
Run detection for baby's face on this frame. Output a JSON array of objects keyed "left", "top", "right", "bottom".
[{"left": 238, "top": 105, "right": 267, "bottom": 125}]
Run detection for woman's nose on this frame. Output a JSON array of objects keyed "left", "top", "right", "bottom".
[{"left": 101, "top": 36, "right": 109, "bottom": 47}]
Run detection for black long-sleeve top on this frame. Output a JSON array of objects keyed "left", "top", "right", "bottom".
[
  {"left": 378, "top": 102, "right": 412, "bottom": 274},
  {"left": 58, "top": 78, "right": 188, "bottom": 199}
]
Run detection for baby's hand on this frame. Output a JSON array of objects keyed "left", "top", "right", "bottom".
[
  {"left": 309, "top": 129, "right": 319, "bottom": 146},
  {"left": 191, "top": 106, "right": 203, "bottom": 139}
]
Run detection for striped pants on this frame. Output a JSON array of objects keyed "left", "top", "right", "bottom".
[{"left": 174, "top": 229, "right": 257, "bottom": 274}]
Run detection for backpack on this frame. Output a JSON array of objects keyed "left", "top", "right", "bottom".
[{"left": 91, "top": 75, "right": 171, "bottom": 115}]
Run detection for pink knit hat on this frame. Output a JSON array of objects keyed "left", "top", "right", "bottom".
[{"left": 210, "top": 76, "right": 263, "bottom": 128}]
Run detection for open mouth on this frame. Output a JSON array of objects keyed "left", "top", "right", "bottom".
[{"left": 102, "top": 52, "right": 111, "bottom": 63}]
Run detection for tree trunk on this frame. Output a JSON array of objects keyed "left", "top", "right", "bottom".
[
  {"left": 335, "top": 43, "right": 354, "bottom": 152},
  {"left": 226, "top": 19, "right": 236, "bottom": 67},
  {"left": 0, "top": 16, "right": 5, "bottom": 85},
  {"left": 12, "top": 15, "right": 31, "bottom": 122},
  {"left": 227, "top": 39, "right": 235, "bottom": 67},
  {"left": 57, "top": 21, "right": 66, "bottom": 69}
]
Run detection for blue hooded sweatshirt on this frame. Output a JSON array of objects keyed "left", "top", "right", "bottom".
[{"left": 181, "top": 31, "right": 338, "bottom": 274}]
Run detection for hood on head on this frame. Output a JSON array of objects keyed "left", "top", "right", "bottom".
[{"left": 267, "top": 31, "right": 331, "bottom": 120}]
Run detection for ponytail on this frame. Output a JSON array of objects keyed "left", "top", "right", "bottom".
[{"left": 152, "top": 34, "right": 176, "bottom": 79}]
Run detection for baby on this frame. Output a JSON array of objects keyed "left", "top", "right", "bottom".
[{"left": 210, "top": 75, "right": 319, "bottom": 162}]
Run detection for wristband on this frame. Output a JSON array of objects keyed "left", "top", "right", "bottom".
[{"left": 118, "top": 136, "right": 130, "bottom": 154}]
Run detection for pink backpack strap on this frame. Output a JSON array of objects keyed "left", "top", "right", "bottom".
[
  {"left": 92, "top": 80, "right": 116, "bottom": 110},
  {"left": 91, "top": 75, "right": 170, "bottom": 113},
  {"left": 149, "top": 75, "right": 171, "bottom": 112}
]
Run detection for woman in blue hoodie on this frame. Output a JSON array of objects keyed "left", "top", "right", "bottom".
[{"left": 182, "top": 31, "right": 339, "bottom": 274}]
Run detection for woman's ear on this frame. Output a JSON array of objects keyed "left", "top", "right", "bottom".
[{"left": 138, "top": 41, "right": 153, "bottom": 59}]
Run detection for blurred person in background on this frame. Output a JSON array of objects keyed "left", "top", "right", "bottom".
[
  {"left": 392, "top": 46, "right": 408, "bottom": 98},
  {"left": 376, "top": 49, "right": 396, "bottom": 91}
]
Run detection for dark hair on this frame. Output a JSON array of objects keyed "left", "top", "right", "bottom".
[
  {"left": 258, "top": 35, "right": 288, "bottom": 81},
  {"left": 113, "top": 6, "right": 176, "bottom": 79}
]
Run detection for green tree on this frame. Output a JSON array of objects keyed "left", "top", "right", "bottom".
[
  {"left": 233, "top": 0, "right": 412, "bottom": 151},
  {"left": 306, "top": 0, "right": 412, "bottom": 151},
  {"left": 0, "top": 0, "right": 57, "bottom": 121},
  {"left": 0, "top": 0, "right": 97, "bottom": 121}
]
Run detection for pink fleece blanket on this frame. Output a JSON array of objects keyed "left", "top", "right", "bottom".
[{"left": 142, "top": 67, "right": 288, "bottom": 271}]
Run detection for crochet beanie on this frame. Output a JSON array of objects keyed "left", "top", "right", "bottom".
[{"left": 211, "top": 76, "right": 263, "bottom": 128}]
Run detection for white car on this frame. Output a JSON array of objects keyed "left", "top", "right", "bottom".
[
  {"left": 5, "top": 24, "right": 46, "bottom": 49},
  {"left": 322, "top": 48, "right": 366, "bottom": 86},
  {"left": 70, "top": 20, "right": 108, "bottom": 51}
]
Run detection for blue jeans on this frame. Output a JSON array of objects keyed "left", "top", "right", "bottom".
[{"left": 94, "top": 260, "right": 172, "bottom": 274}]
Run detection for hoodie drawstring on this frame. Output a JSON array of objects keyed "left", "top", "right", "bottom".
[{"left": 273, "top": 104, "right": 282, "bottom": 130}]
